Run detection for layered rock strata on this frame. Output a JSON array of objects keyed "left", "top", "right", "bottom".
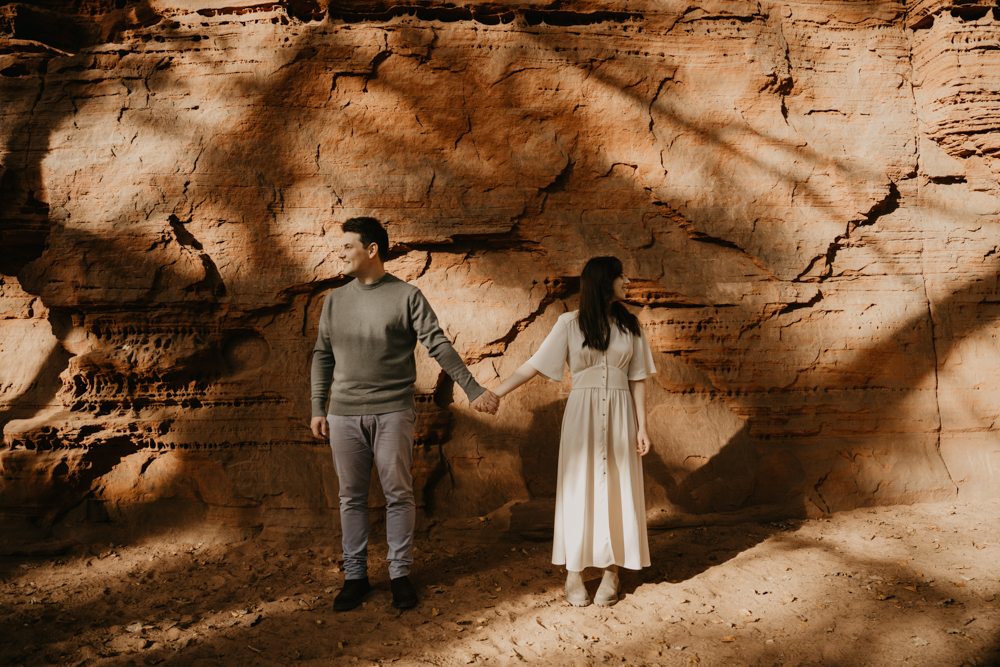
[{"left": 1, "top": 0, "right": 999, "bottom": 544}]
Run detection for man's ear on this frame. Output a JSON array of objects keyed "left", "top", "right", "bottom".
[{"left": 367, "top": 243, "right": 379, "bottom": 260}]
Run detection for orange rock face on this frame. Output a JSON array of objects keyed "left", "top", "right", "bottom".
[{"left": 2, "top": 0, "right": 1000, "bottom": 544}]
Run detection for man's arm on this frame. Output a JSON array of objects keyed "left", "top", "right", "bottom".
[
  {"left": 309, "top": 297, "right": 336, "bottom": 438},
  {"left": 409, "top": 290, "right": 490, "bottom": 407}
]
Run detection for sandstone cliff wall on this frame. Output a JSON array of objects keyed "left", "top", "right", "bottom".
[{"left": 2, "top": 0, "right": 999, "bottom": 545}]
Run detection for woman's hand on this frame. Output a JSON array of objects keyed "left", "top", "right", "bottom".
[{"left": 636, "top": 428, "right": 652, "bottom": 456}]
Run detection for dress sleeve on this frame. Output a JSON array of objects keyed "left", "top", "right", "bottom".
[
  {"left": 627, "top": 327, "right": 657, "bottom": 381},
  {"left": 527, "top": 316, "right": 569, "bottom": 383}
]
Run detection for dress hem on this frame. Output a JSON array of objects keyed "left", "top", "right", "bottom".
[{"left": 552, "top": 559, "right": 650, "bottom": 572}]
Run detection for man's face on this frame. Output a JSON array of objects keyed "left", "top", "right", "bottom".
[{"left": 338, "top": 232, "right": 375, "bottom": 277}]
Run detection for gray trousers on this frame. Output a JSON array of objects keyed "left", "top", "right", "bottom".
[{"left": 327, "top": 408, "right": 417, "bottom": 580}]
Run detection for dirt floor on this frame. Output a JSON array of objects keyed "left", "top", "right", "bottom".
[{"left": 1, "top": 500, "right": 999, "bottom": 667}]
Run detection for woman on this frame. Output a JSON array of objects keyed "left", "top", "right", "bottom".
[{"left": 493, "top": 256, "right": 656, "bottom": 606}]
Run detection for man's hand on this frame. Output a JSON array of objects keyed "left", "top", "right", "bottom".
[
  {"left": 311, "top": 416, "right": 329, "bottom": 440},
  {"left": 471, "top": 389, "right": 500, "bottom": 415}
]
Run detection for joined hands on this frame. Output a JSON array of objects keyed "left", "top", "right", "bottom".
[{"left": 471, "top": 389, "right": 500, "bottom": 415}]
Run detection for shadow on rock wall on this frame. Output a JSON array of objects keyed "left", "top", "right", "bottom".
[{"left": 2, "top": 0, "right": 1000, "bottom": 553}]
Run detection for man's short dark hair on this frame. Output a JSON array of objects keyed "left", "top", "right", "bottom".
[{"left": 342, "top": 217, "right": 388, "bottom": 262}]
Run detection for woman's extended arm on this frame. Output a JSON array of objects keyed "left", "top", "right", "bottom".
[
  {"left": 629, "top": 379, "right": 652, "bottom": 456},
  {"left": 493, "top": 362, "right": 540, "bottom": 399}
]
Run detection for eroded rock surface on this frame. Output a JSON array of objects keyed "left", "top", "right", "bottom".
[{"left": 2, "top": 0, "right": 1000, "bottom": 544}]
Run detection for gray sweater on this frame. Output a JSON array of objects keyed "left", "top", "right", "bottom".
[{"left": 311, "top": 273, "right": 486, "bottom": 417}]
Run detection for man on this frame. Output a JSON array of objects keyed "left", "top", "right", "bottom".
[{"left": 310, "top": 217, "right": 499, "bottom": 611}]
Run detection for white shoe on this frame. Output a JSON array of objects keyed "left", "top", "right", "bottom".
[
  {"left": 594, "top": 565, "right": 619, "bottom": 606},
  {"left": 565, "top": 570, "right": 590, "bottom": 607}
]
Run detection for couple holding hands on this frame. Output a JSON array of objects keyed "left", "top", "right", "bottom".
[{"left": 310, "top": 218, "right": 656, "bottom": 612}]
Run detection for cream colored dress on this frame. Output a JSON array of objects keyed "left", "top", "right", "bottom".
[{"left": 528, "top": 311, "right": 657, "bottom": 571}]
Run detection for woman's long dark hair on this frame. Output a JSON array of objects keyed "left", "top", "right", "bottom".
[{"left": 579, "top": 256, "right": 641, "bottom": 351}]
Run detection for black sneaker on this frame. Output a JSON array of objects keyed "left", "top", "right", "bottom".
[
  {"left": 334, "top": 577, "right": 371, "bottom": 611},
  {"left": 390, "top": 575, "right": 418, "bottom": 609}
]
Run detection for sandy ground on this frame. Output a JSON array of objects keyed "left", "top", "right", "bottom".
[{"left": 1, "top": 500, "right": 999, "bottom": 667}]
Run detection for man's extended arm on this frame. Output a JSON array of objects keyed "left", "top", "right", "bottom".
[{"left": 409, "top": 290, "right": 494, "bottom": 410}]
